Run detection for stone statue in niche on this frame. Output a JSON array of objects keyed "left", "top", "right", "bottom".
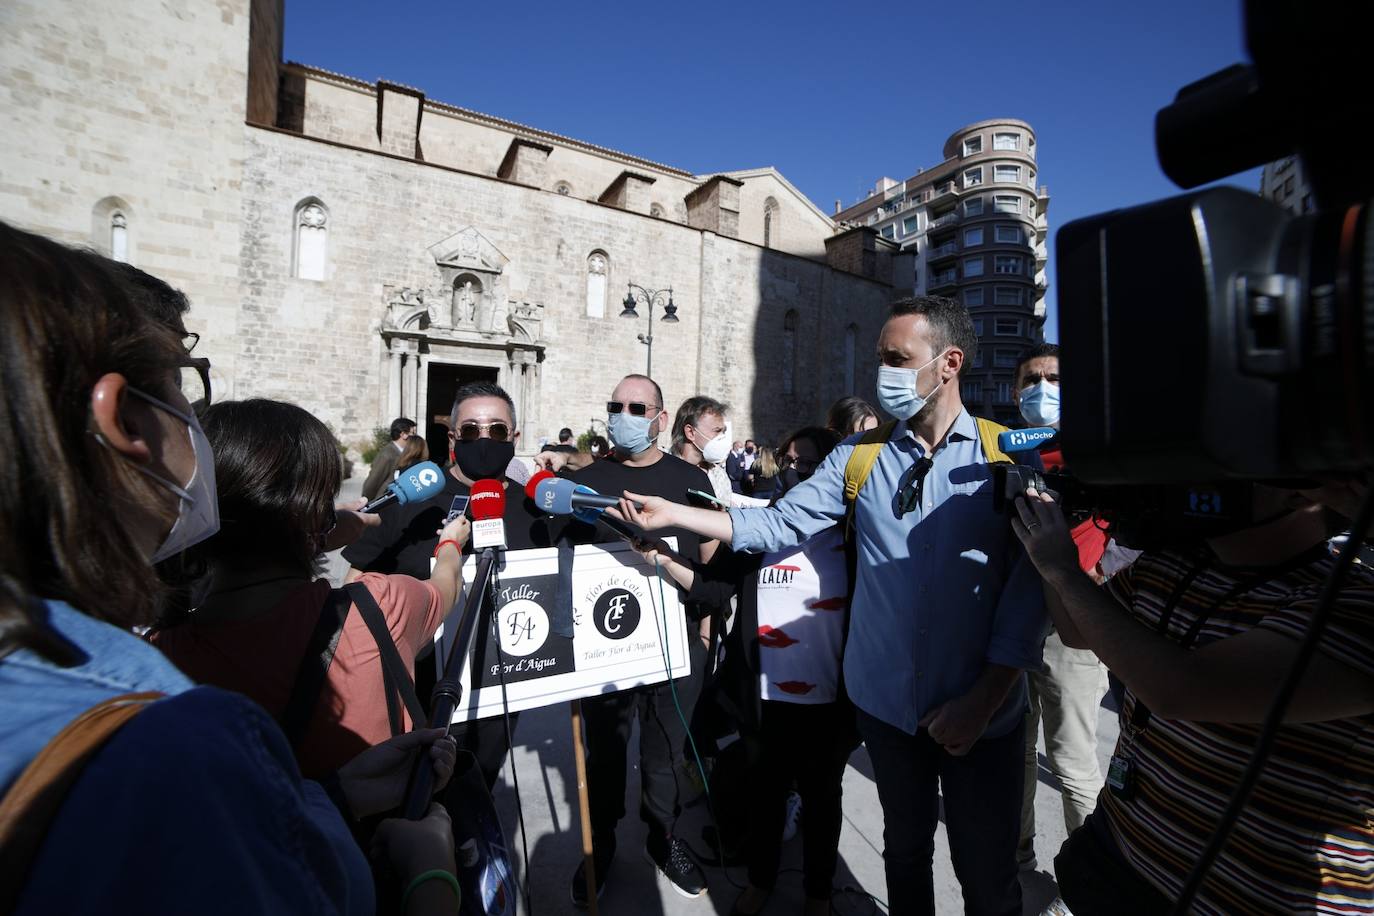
[{"left": 452, "top": 279, "right": 479, "bottom": 326}]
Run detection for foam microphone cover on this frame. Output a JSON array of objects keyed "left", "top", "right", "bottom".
[
  {"left": 469, "top": 479, "right": 507, "bottom": 520},
  {"left": 390, "top": 461, "right": 447, "bottom": 505},
  {"left": 504, "top": 457, "right": 536, "bottom": 489},
  {"left": 524, "top": 469, "right": 556, "bottom": 501}
]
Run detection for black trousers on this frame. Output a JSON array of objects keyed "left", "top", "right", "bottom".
[
  {"left": 583, "top": 639, "right": 705, "bottom": 849},
  {"left": 742, "top": 699, "right": 858, "bottom": 899},
  {"left": 858, "top": 709, "right": 1025, "bottom": 916}
]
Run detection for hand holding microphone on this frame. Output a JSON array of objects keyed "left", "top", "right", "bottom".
[{"left": 609, "top": 491, "right": 678, "bottom": 531}]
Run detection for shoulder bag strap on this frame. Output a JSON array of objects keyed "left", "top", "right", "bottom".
[
  {"left": 973, "top": 416, "right": 1013, "bottom": 464},
  {"left": 281, "top": 586, "right": 353, "bottom": 749},
  {"left": 344, "top": 582, "right": 427, "bottom": 735}
]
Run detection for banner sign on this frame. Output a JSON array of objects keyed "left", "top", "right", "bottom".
[{"left": 433, "top": 540, "right": 692, "bottom": 722}]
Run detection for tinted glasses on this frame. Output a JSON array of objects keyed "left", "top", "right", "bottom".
[
  {"left": 457, "top": 421, "right": 511, "bottom": 442},
  {"left": 607, "top": 401, "right": 660, "bottom": 417},
  {"left": 897, "top": 457, "right": 934, "bottom": 516}
]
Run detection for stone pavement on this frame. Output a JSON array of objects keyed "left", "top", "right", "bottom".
[{"left": 328, "top": 473, "right": 1121, "bottom": 915}]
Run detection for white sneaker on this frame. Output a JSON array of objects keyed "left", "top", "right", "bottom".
[{"left": 781, "top": 791, "right": 802, "bottom": 842}]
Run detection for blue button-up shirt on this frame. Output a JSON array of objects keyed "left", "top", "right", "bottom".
[{"left": 729, "top": 409, "right": 1047, "bottom": 737}]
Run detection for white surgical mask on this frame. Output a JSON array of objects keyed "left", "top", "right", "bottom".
[
  {"left": 698, "top": 422, "right": 732, "bottom": 466},
  {"left": 1019, "top": 380, "right": 1061, "bottom": 428},
  {"left": 876, "top": 350, "right": 947, "bottom": 421},
  {"left": 103, "top": 387, "right": 220, "bottom": 564}
]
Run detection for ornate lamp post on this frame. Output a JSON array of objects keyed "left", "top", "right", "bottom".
[{"left": 619, "top": 282, "right": 678, "bottom": 378}]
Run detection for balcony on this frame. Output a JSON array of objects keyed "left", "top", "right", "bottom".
[
  {"left": 927, "top": 182, "right": 959, "bottom": 205},
  {"left": 928, "top": 241, "right": 960, "bottom": 262},
  {"left": 1034, "top": 243, "right": 1048, "bottom": 267},
  {"left": 928, "top": 211, "right": 961, "bottom": 231},
  {"left": 929, "top": 270, "right": 958, "bottom": 290}
]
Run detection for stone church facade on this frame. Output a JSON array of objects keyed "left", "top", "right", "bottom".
[{"left": 2, "top": 0, "right": 908, "bottom": 455}]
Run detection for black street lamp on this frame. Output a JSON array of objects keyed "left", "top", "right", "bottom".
[{"left": 619, "top": 282, "right": 678, "bottom": 377}]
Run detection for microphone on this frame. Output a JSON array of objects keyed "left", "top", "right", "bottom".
[
  {"left": 468, "top": 479, "right": 507, "bottom": 550},
  {"left": 361, "top": 460, "right": 446, "bottom": 512},
  {"left": 997, "top": 427, "right": 1058, "bottom": 453},
  {"left": 533, "top": 478, "right": 644, "bottom": 516},
  {"left": 502, "top": 456, "right": 537, "bottom": 489}
]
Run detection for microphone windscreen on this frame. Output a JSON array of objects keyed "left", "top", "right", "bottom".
[
  {"left": 470, "top": 479, "right": 507, "bottom": 520},
  {"left": 390, "top": 461, "right": 447, "bottom": 505},
  {"left": 534, "top": 478, "right": 578, "bottom": 515},
  {"left": 504, "top": 457, "right": 535, "bottom": 488},
  {"left": 524, "top": 469, "right": 556, "bottom": 500}
]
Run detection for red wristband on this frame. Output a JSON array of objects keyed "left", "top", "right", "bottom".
[{"left": 433, "top": 539, "right": 463, "bottom": 557}]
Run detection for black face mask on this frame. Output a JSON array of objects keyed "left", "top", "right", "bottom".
[{"left": 453, "top": 438, "right": 515, "bottom": 482}]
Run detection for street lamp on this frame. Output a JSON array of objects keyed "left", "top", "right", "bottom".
[{"left": 619, "top": 282, "right": 678, "bottom": 378}]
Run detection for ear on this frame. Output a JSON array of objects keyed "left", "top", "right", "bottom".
[
  {"left": 511, "top": 428, "right": 521, "bottom": 444},
  {"left": 943, "top": 347, "right": 964, "bottom": 379},
  {"left": 91, "top": 373, "right": 152, "bottom": 463}
]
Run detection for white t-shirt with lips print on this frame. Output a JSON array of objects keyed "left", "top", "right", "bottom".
[{"left": 756, "top": 526, "right": 849, "bottom": 703}]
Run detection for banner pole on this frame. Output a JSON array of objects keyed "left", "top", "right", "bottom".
[{"left": 570, "top": 698, "right": 599, "bottom": 916}]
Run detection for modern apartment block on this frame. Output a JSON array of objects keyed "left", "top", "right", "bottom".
[
  {"left": 1259, "top": 155, "right": 1313, "bottom": 216},
  {"left": 834, "top": 119, "right": 1050, "bottom": 424}
]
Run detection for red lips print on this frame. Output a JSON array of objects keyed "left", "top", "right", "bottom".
[
  {"left": 774, "top": 680, "right": 816, "bottom": 695},
  {"left": 757, "top": 625, "right": 798, "bottom": 648},
  {"left": 805, "top": 597, "right": 846, "bottom": 611}
]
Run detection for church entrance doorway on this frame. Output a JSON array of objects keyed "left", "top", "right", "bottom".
[{"left": 425, "top": 363, "right": 499, "bottom": 466}]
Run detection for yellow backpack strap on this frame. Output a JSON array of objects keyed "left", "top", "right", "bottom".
[
  {"left": 974, "top": 416, "right": 1013, "bottom": 464},
  {"left": 843, "top": 420, "right": 896, "bottom": 503}
]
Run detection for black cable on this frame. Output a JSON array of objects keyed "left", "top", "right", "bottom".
[
  {"left": 487, "top": 563, "right": 535, "bottom": 916},
  {"left": 1170, "top": 485, "right": 1374, "bottom": 913}
]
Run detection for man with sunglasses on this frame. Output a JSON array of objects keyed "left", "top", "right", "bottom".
[
  {"left": 556, "top": 373, "right": 720, "bottom": 906},
  {"left": 611, "top": 298, "right": 1047, "bottom": 915},
  {"left": 343, "top": 381, "right": 555, "bottom": 789}
]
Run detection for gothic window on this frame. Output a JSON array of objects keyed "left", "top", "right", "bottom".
[
  {"left": 110, "top": 212, "right": 129, "bottom": 263},
  {"left": 782, "top": 310, "right": 798, "bottom": 395},
  {"left": 555, "top": 181, "right": 573, "bottom": 196},
  {"left": 586, "top": 251, "right": 608, "bottom": 318},
  {"left": 844, "top": 324, "right": 857, "bottom": 394},
  {"left": 452, "top": 274, "right": 483, "bottom": 325},
  {"left": 763, "top": 197, "right": 779, "bottom": 249},
  {"left": 293, "top": 199, "right": 328, "bottom": 281}
]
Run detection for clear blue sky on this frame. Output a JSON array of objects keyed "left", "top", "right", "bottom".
[{"left": 284, "top": 0, "right": 1261, "bottom": 340}]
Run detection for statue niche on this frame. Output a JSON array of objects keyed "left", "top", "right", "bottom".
[{"left": 451, "top": 275, "right": 483, "bottom": 327}]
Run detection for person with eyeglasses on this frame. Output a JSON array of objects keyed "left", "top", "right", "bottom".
[
  {"left": 553, "top": 373, "right": 721, "bottom": 906},
  {"left": 343, "top": 381, "right": 557, "bottom": 790},
  {"left": 610, "top": 297, "right": 1048, "bottom": 916}
]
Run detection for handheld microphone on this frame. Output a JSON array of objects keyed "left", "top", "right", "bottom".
[
  {"left": 361, "top": 460, "right": 446, "bottom": 512},
  {"left": 468, "top": 479, "right": 507, "bottom": 549},
  {"left": 997, "top": 427, "right": 1058, "bottom": 453},
  {"left": 502, "top": 456, "right": 537, "bottom": 489},
  {"left": 533, "top": 477, "right": 644, "bottom": 516}
]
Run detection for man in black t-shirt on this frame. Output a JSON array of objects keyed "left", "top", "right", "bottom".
[
  {"left": 545, "top": 373, "right": 718, "bottom": 905},
  {"left": 343, "top": 382, "right": 552, "bottom": 789}
]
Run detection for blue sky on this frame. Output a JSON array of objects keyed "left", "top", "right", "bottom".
[{"left": 284, "top": 0, "right": 1261, "bottom": 340}]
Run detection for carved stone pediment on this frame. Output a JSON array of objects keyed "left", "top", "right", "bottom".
[{"left": 427, "top": 227, "right": 509, "bottom": 276}]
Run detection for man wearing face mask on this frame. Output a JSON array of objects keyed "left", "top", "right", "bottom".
[
  {"left": 609, "top": 298, "right": 1047, "bottom": 915},
  {"left": 671, "top": 395, "right": 735, "bottom": 505},
  {"left": 558, "top": 373, "right": 720, "bottom": 906},
  {"left": 1011, "top": 344, "right": 1113, "bottom": 873},
  {"left": 344, "top": 381, "right": 554, "bottom": 788}
]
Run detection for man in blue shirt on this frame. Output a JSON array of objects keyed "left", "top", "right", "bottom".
[{"left": 614, "top": 296, "right": 1047, "bottom": 915}]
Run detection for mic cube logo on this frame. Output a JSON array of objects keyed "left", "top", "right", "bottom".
[
  {"left": 406, "top": 466, "right": 441, "bottom": 492},
  {"left": 592, "top": 588, "right": 640, "bottom": 640},
  {"left": 1007, "top": 429, "right": 1054, "bottom": 449}
]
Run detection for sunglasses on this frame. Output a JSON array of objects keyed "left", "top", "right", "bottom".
[
  {"left": 456, "top": 421, "right": 511, "bottom": 442},
  {"left": 898, "top": 457, "right": 934, "bottom": 517},
  {"left": 607, "top": 401, "right": 661, "bottom": 417},
  {"left": 779, "top": 455, "right": 820, "bottom": 474}
]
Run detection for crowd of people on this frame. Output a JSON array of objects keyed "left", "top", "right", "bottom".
[{"left": 2, "top": 217, "right": 1372, "bottom": 916}]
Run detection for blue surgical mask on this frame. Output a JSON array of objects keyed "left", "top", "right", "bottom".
[
  {"left": 608, "top": 411, "right": 658, "bottom": 455},
  {"left": 876, "top": 351, "right": 946, "bottom": 421},
  {"left": 1019, "top": 380, "right": 1061, "bottom": 428}
]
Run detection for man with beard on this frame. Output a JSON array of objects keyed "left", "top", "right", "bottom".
[{"left": 344, "top": 381, "right": 553, "bottom": 788}]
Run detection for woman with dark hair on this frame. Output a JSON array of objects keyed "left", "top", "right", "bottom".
[
  {"left": 624, "top": 426, "right": 856, "bottom": 916},
  {"left": 150, "top": 399, "right": 469, "bottom": 777},
  {"left": 826, "top": 395, "right": 880, "bottom": 437},
  {"left": 0, "top": 222, "right": 458, "bottom": 915},
  {"left": 395, "top": 432, "right": 430, "bottom": 475}
]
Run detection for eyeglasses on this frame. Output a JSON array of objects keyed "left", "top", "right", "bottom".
[
  {"left": 898, "top": 457, "right": 934, "bottom": 517},
  {"left": 177, "top": 356, "right": 212, "bottom": 411},
  {"left": 778, "top": 455, "right": 820, "bottom": 474},
  {"left": 607, "top": 401, "right": 661, "bottom": 417},
  {"left": 456, "top": 421, "right": 511, "bottom": 442}
]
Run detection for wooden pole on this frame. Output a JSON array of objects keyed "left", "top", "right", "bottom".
[{"left": 570, "top": 698, "right": 600, "bottom": 916}]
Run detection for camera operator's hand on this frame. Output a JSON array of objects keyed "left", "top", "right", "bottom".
[
  {"left": 372, "top": 803, "right": 458, "bottom": 911},
  {"left": 337, "top": 727, "right": 457, "bottom": 818},
  {"left": 1010, "top": 486, "right": 1083, "bottom": 586}
]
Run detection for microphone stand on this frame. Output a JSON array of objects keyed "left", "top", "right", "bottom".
[{"left": 403, "top": 545, "right": 500, "bottom": 820}]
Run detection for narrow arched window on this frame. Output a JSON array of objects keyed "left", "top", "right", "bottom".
[
  {"left": 844, "top": 324, "right": 858, "bottom": 394},
  {"left": 586, "top": 251, "right": 608, "bottom": 318},
  {"left": 110, "top": 212, "right": 129, "bottom": 263},
  {"left": 764, "top": 197, "right": 779, "bottom": 249},
  {"left": 293, "top": 199, "right": 328, "bottom": 281},
  {"left": 782, "top": 309, "right": 798, "bottom": 395}
]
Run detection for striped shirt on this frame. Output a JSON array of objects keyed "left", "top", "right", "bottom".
[{"left": 1100, "top": 544, "right": 1374, "bottom": 914}]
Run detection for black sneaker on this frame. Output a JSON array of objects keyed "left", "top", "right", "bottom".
[
  {"left": 570, "top": 839, "right": 615, "bottom": 909},
  {"left": 644, "top": 835, "right": 707, "bottom": 899}
]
